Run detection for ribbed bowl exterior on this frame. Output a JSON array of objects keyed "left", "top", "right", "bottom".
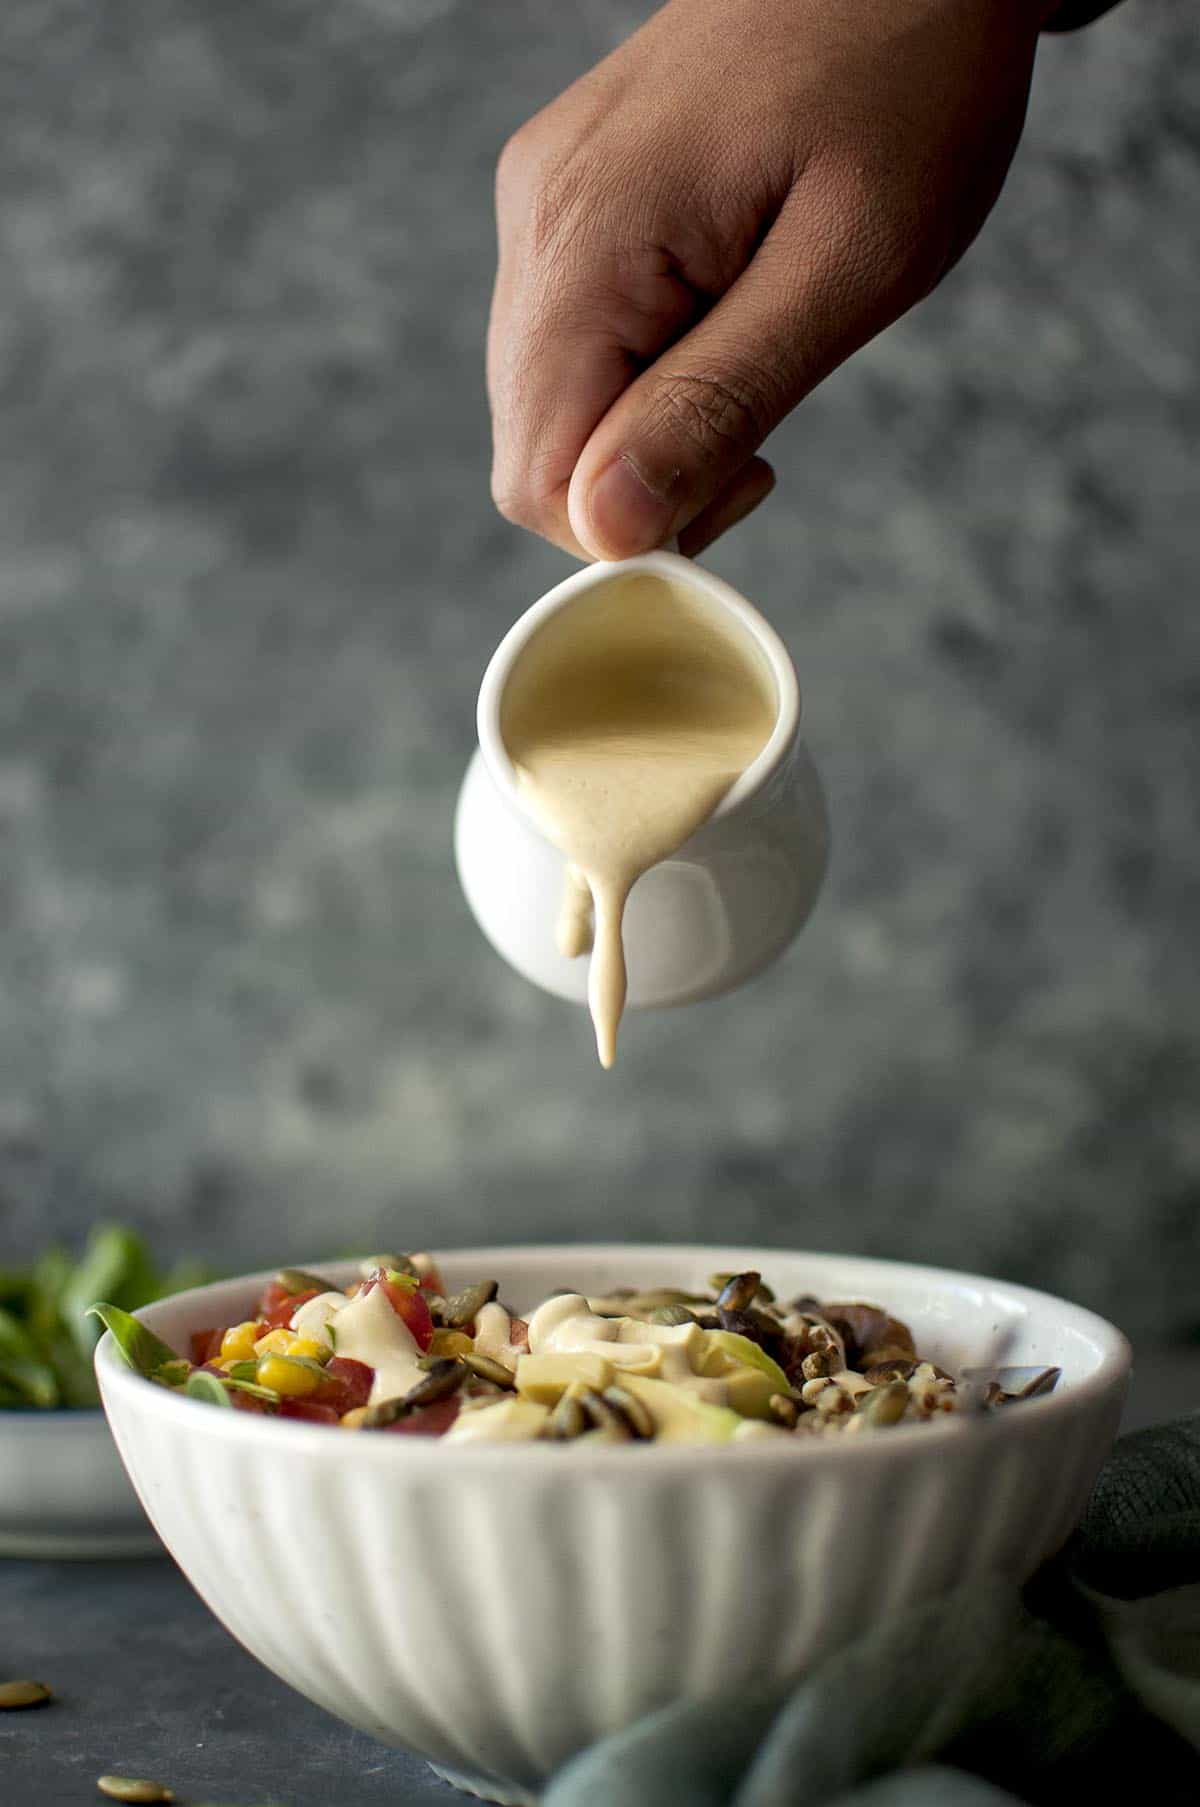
[{"left": 98, "top": 1247, "right": 1129, "bottom": 1800}]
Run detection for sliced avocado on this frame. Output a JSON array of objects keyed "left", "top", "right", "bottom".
[
  {"left": 699, "top": 1330, "right": 790, "bottom": 1396},
  {"left": 721, "top": 1365, "right": 782, "bottom": 1420},
  {"left": 442, "top": 1398, "right": 550, "bottom": 1442},
  {"left": 619, "top": 1374, "right": 742, "bottom": 1444}
]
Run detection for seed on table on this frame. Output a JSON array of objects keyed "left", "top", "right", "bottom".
[
  {"left": 97, "top": 1779, "right": 175, "bottom": 1804},
  {"left": 0, "top": 1679, "right": 52, "bottom": 1709}
]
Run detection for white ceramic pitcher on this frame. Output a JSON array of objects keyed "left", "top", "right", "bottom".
[{"left": 454, "top": 549, "right": 829, "bottom": 1014}]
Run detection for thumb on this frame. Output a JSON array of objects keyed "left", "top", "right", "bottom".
[{"left": 566, "top": 197, "right": 906, "bottom": 560}]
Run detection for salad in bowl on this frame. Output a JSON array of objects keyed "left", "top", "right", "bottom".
[
  {"left": 93, "top": 1244, "right": 1129, "bottom": 1802},
  {"left": 94, "top": 1250, "right": 1061, "bottom": 1446}
]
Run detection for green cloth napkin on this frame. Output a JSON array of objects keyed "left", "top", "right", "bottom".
[{"left": 546, "top": 1417, "right": 1200, "bottom": 1807}]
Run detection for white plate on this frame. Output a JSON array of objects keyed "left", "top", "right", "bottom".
[{"left": 0, "top": 1406, "right": 160, "bottom": 1558}]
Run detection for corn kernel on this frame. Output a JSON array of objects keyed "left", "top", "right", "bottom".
[
  {"left": 428, "top": 1329, "right": 473, "bottom": 1360},
  {"left": 285, "top": 1335, "right": 331, "bottom": 1363},
  {"left": 219, "top": 1321, "right": 261, "bottom": 1363},
  {"left": 257, "top": 1355, "right": 322, "bottom": 1397},
  {"left": 254, "top": 1328, "right": 294, "bottom": 1357}
]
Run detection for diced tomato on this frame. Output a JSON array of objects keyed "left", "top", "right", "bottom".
[
  {"left": 258, "top": 1281, "right": 319, "bottom": 1329},
  {"left": 383, "top": 1396, "right": 460, "bottom": 1437},
  {"left": 360, "top": 1269, "right": 434, "bottom": 1351},
  {"left": 315, "top": 1357, "right": 373, "bottom": 1414},
  {"left": 190, "top": 1328, "right": 224, "bottom": 1365},
  {"left": 277, "top": 1398, "right": 340, "bottom": 1425},
  {"left": 229, "top": 1388, "right": 272, "bottom": 1415}
]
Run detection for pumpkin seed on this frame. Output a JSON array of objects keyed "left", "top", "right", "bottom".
[
  {"left": 97, "top": 1779, "right": 175, "bottom": 1804},
  {"left": 862, "top": 1358, "right": 917, "bottom": 1385},
  {"left": 578, "top": 1388, "right": 632, "bottom": 1439},
  {"left": 427, "top": 1329, "right": 474, "bottom": 1360},
  {"left": 996, "top": 1366, "right": 1061, "bottom": 1403},
  {"left": 402, "top": 1358, "right": 466, "bottom": 1408},
  {"left": 463, "top": 1351, "right": 515, "bottom": 1389},
  {"left": 648, "top": 1304, "right": 696, "bottom": 1326},
  {"left": 714, "top": 1272, "right": 761, "bottom": 1312},
  {"left": 441, "top": 1281, "right": 498, "bottom": 1329},
  {"left": 717, "top": 1306, "right": 785, "bottom": 1357},
  {"left": 361, "top": 1253, "right": 417, "bottom": 1279},
  {"left": 153, "top": 1359, "right": 192, "bottom": 1390},
  {"left": 709, "top": 1272, "right": 774, "bottom": 1304},
  {"left": 602, "top": 1385, "right": 654, "bottom": 1438},
  {"left": 860, "top": 1380, "right": 911, "bottom": 1427},
  {"left": 360, "top": 1395, "right": 411, "bottom": 1429},
  {"left": 0, "top": 1679, "right": 51, "bottom": 1709},
  {"left": 547, "top": 1393, "right": 588, "bottom": 1440},
  {"left": 275, "top": 1267, "right": 334, "bottom": 1296},
  {"left": 618, "top": 1289, "right": 710, "bottom": 1315}
]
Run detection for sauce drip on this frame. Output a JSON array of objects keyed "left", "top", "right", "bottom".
[{"left": 500, "top": 573, "right": 775, "bottom": 1066}]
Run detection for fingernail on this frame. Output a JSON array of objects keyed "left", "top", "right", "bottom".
[{"left": 583, "top": 455, "right": 679, "bottom": 559}]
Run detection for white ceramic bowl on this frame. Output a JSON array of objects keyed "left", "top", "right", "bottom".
[
  {"left": 0, "top": 1408, "right": 159, "bottom": 1557},
  {"left": 96, "top": 1246, "right": 1130, "bottom": 1805}
]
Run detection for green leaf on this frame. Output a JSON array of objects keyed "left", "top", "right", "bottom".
[
  {"left": 184, "top": 1369, "right": 235, "bottom": 1407},
  {"left": 222, "top": 1375, "right": 279, "bottom": 1402},
  {"left": 0, "top": 1267, "right": 32, "bottom": 1311},
  {"left": 0, "top": 1352, "right": 59, "bottom": 1408},
  {"left": 87, "top": 1303, "right": 181, "bottom": 1380},
  {"left": 155, "top": 1359, "right": 192, "bottom": 1389},
  {"left": 63, "top": 1227, "right": 159, "bottom": 1357},
  {"left": 224, "top": 1360, "right": 282, "bottom": 1401},
  {"left": 0, "top": 1305, "right": 41, "bottom": 1362}
]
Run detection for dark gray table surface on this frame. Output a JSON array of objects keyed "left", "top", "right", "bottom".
[{"left": 4, "top": 1350, "right": 1199, "bottom": 1807}]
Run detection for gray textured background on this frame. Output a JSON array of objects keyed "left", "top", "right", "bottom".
[{"left": 0, "top": 1, "right": 1196, "bottom": 1339}]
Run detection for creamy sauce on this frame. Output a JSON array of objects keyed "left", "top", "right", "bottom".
[
  {"left": 291, "top": 1285, "right": 425, "bottom": 1407},
  {"left": 500, "top": 573, "right": 776, "bottom": 1066},
  {"left": 525, "top": 1294, "right": 730, "bottom": 1403}
]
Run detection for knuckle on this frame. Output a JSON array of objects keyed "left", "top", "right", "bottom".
[
  {"left": 497, "top": 122, "right": 595, "bottom": 267},
  {"left": 490, "top": 468, "right": 535, "bottom": 529},
  {"left": 495, "top": 124, "right": 537, "bottom": 200},
  {"left": 651, "top": 368, "right": 766, "bottom": 466},
  {"left": 490, "top": 459, "right": 559, "bottom": 535}
]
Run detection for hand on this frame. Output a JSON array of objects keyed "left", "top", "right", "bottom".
[{"left": 488, "top": 0, "right": 1046, "bottom": 559}]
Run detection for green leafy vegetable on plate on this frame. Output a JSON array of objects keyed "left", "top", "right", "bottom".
[{"left": 0, "top": 1225, "right": 212, "bottom": 1411}]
